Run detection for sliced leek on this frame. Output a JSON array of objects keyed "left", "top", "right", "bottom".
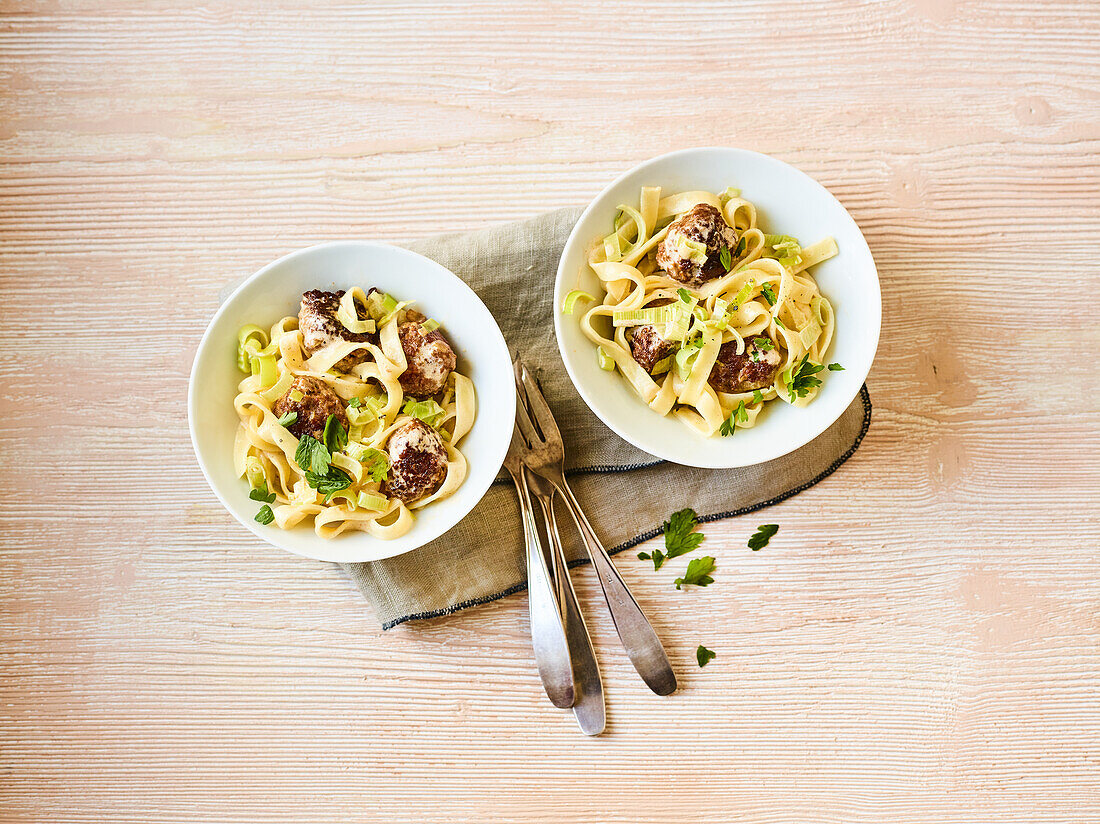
[
  {"left": 597, "top": 347, "right": 616, "bottom": 371},
  {"left": 562, "top": 289, "right": 596, "bottom": 315}
]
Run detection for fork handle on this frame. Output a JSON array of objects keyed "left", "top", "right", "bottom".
[
  {"left": 530, "top": 485, "right": 605, "bottom": 735},
  {"left": 557, "top": 480, "right": 678, "bottom": 696},
  {"left": 513, "top": 473, "right": 575, "bottom": 709}
]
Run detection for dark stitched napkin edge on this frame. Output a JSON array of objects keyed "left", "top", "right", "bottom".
[{"left": 378, "top": 384, "right": 872, "bottom": 629}]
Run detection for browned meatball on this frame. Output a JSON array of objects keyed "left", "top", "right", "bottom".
[
  {"left": 298, "top": 289, "right": 375, "bottom": 372},
  {"left": 398, "top": 321, "right": 456, "bottom": 397},
  {"left": 655, "top": 203, "right": 738, "bottom": 287},
  {"left": 272, "top": 376, "right": 348, "bottom": 440},
  {"left": 630, "top": 324, "right": 677, "bottom": 373},
  {"left": 384, "top": 419, "right": 448, "bottom": 503},
  {"left": 708, "top": 336, "right": 782, "bottom": 394}
]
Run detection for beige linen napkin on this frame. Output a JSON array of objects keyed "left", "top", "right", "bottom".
[{"left": 340, "top": 208, "right": 872, "bottom": 629}]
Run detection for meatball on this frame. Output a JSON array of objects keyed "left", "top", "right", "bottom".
[
  {"left": 273, "top": 376, "right": 348, "bottom": 441},
  {"left": 398, "top": 321, "right": 456, "bottom": 397},
  {"left": 630, "top": 324, "right": 677, "bottom": 374},
  {"left": 708, "top": 336, "right": 782, "bottom": 394},
  {"left": 384, "top": 419, "right": 448, "bottom": 503},
  {"left": 655, "top": 203, "right": 737, "bottom": 287},
  {"left": 298, "top": 289, "right": 375, "bottom": 372}
]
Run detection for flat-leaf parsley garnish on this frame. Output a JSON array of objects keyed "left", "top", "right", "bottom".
[
  {"left": 359, "top": 447, "right": 390, "bottom": 484},
  {"left": 719, "top": 400, "right": 748, "bottom": 436},
  {"left": 675, "top": 556, "right": 716, "bottom": 589},
  {"left": 719, "top": 245, "right": 732, "bottom": 271},
  {"left": 323, "top": 414, "right": 348, "bottom": 454},
  {"left": 748, "top": 524, "right": 778, "bottom": 551},
  {"left": 639, "top": 507, "right": 704, "bottom": 570},
  {"left": 305, "top": 466, "right": 353, "bottom": 500},
  {"left": 248, "top": 482, "right": 276, "bottom": 504},
  {"left": 276, "top": 411, "right": 297, "bottom": 427},
  {"left": 719, "top": 410, "right": 737, "bottom": 437},
  {"left": 785, "top": 354, "right": 824, "bottom": 402},
  {"left": 828, "top": 362, "right": 845, "bottom": 371},
  {"left": 696, "top": 645, "right": 716, "bottom": 667},
  {"left": 760, "top": 282, "right": 777, "bottom": 306},
  {"left": 294, "top": 434, "right": 330, "bottom": 475},
  {"left": 254, "top": 504, "right": 275, "bottom": 525}
]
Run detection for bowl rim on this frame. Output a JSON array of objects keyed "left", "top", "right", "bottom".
[
  {"left": 553, "top": 146, "right": 881, "bottom": 468},
  {"left": 187, "top": 239, "right": 515, "bottom": 563}
]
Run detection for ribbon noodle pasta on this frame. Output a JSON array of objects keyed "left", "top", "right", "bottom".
[
  {"left": 563, "top": 186, "right": 839, "bottom": 437},
  {"left": 233, "top": 286, "right": 475, "bottom": 539}
]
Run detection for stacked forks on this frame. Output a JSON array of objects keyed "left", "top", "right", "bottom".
[{"left": 504, "top": 356, "right": 676, "bottom": 735}]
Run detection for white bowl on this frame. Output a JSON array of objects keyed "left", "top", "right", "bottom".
[
  {"left": 188, "top": 241, "right": 515, "bottom": 563},
  {"left": 554, "top": 148, "right": 880, "bottom": 469}
]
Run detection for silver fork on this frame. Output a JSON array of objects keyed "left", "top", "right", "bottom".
[
  {"left": 502, "top": 421, "right": 574, "bottom": 709},
  {"left": 513, "top": 357, "right": 678, "bottom": 697},
  {"left": 522, "top": 462, "right": 605, "bottom": 736}
]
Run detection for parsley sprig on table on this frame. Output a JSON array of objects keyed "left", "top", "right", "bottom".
[
  {"left": 638, "top": 507, "right": 704, "bottom": 570},
  {"left": 748, "top": 524, "right": 779, "bottom": 551},
  {"left": 675, "top": 556, "right": 716, "bottom": 589},
  {"left": 696, "top": 645, "right": 716, "bottom": 667}
]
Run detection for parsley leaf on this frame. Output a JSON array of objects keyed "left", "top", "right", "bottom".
[
  {"left": 752, "top": 389, "right": 764, "bottom": 403},
  {"left": 248, "top": 484, "right": 276, "bottom": 504},
  {"left": 719, "top": 244, "right": 732, "bottom": 271},
  {"left": 294, "top": 435, "right": 330, "bottom": 475},
  {"left": 677, "top": 287, "right": 693, "bottom": 303},
  {"left": 719, "top": 410, "right": 737, "bottom": 437},
  {"left": 323, "top": 414, "right": 348, "bottom": 454},
  {"left": 358, "top": 447, "right": 390, "bottom": 484},
  {"left": 347, "top": 397, "right": 363, "bottom": 408},
  {"left": 721, "top": 401, "right": 748, "bottom": 436},
  {"left": 663, "top": 508, "right": 704, "bottom": 560},
  {"left": 760, "top": 282, "right": 777, "bottom": 306},
  {"left": 305, "top": 466, "right": 353, "bottom": 500},
  {"left": 734, "top": 236, "right": 747, "bottom": 257},
  {"left": 675, "top": 556, "right": 716, "bottom": 589},
  {"left": 696, "top": 645, "right": 716, "bottom": 667},
  {"left": 828, "top": 362, "right": 845, "bottom": 372},
  {"left": 785, "top": 355, "right": 824, "bottom": 402},
  {"left": 643, "top": 508, "right": 705, "bottom": 570},
  {"left": 254, "top": 504, "right": 274, "bottom": 525},
  {"left": 773, "top": 316, "right": 786, "bottom": 329},
  {"left": 754, "top": 337, "right": 774, "bottom": 351},
  {"left": 276, "top": 411, "right": 297, "bottom": 427},
  {"left": 748, "top": 524, "right": 778, "bottom": 551}
]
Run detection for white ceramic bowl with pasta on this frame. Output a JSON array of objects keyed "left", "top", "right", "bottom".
[
  {"left": 554, "top": 148, "right": 880, "bottom": 468},
  {"left": 189, "top": 242, "right": 514, "bottom": 563}
]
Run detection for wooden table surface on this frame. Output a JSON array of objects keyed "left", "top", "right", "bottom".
[{"left": 2, "top": 2, "right": 1098, "bottom": 821}]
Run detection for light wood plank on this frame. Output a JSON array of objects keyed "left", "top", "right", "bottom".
[{"left": 1, "top": 0, "right": 1098, "bottom": 821}]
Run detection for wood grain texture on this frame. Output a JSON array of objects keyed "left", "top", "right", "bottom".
[{"left": 1, "top": 0, "right": 1098, "bottom": 821}]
